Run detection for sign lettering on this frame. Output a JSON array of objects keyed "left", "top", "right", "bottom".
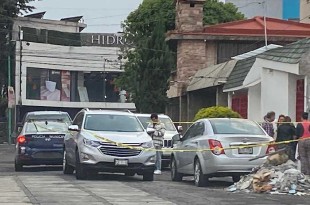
[{"left": 81, "top": 33, "right": 131, "bottom": 47}]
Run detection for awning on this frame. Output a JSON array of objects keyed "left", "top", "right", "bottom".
[{"left": 187, "top": 60, "right": 237, "bottom": 92}]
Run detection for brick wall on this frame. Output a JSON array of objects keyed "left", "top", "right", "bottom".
[
  {"left": 176, "top": 0, "right": 204, "bottom": 32},
  {"left": 176, "top": 39, "right": 206, "bottom": 95}
]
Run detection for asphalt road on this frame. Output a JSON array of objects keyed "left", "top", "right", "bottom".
[{"left": 0, "top": 144, "right": 309, "bottom": 205}]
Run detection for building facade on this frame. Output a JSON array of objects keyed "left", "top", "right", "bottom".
[{"left": 13, "top": 15, "right": 134, "bottom": 124}]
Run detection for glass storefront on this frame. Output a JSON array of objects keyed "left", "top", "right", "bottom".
[{"left": 26, "top": 68, "right": 126, "bottom": 103}]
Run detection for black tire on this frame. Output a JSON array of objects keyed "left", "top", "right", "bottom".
[
  {"left": 125, "top": 172, "right": 135, "bottom": 177},
  {"left": 75, "top": 151, "right": 87, "bottom": 180},
  {"left": 142, "top": 172, "right": 154, "bottom": 181},
  {"left": 14, "top": 160, "right": 23, "bottom": 172},
  {"left": 232, "top": 175, "right": 241, "bottom": 183},
  {"left": 194, "top": 159, "right": 207, "bottom": 187},
  {"left": 171, "top": 157, "right": 183, "bottom": 181},
  {"left": 63, "top": 151, "right": 74, "bottom": 175}
]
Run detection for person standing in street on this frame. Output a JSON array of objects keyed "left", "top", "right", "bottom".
[
  {"left": 276, "top": 116, "right": 296, "bottom": 161},
  {"left": 148, "top": 113, "right": 166, "bottom": 175},
  {"left": 262, "top": 111, "right": 276, "bottom": 138},
  {"left": 296, "top": 112, "right": 310, "bottom": 176}
]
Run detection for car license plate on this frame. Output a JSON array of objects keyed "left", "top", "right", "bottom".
[
  {"left": 115, "top": 159, "right": 128, "bottom": 166},
  {"left": 238, "top": 147, "right": 253, "bottom": 154}
]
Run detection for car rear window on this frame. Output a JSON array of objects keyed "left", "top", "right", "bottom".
[
  {"left": 25, "top": 121, "right": 69, "bottom": 133},
  {"left": 26, "top": 114, "right": 72, "bottom": 124},
  {"left": 84, "top": 114, "right": 144, "bottom": 132},
  {"left": 209, "top": 119, "right": 265, "bottom": 135},
  {"left": 137, "top": 116, "right": 177, "bottom": 131}
]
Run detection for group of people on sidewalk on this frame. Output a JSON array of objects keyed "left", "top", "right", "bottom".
[{"left": 262, "top": 111, "right": 310, "bottom": 176}]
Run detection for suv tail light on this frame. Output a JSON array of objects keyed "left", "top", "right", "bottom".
[
  {"left": 266, "top": 143, "right": 276, "bottom": 154},
  {"left": 17, "top": 135, "right": 26, "bottom": 144},
  {"left": 208, "top": 139, "right": 225, "bottom": 155}
]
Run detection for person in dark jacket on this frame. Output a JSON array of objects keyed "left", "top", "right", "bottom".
[{"left": 276, "top": 116, "right": 296, "bottom": 161}]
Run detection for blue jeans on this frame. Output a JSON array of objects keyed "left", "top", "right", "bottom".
[{"left": 155, "top": 150, "right": 162, "bottom": 171}]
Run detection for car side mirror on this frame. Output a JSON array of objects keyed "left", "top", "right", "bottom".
[
  {"left": 68, "top": 125, "right": 80, "bottom": 132},
  {"left": 172, "top": 134, "right": 183, "bottom": 147},
  {"left": 146, "top": 127, "right": 155, "bottom": 135},
  {"left": 177, "top": 125, "right": 183, "bottom": 133}
]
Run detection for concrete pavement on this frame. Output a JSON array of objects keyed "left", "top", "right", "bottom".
[{"left": 0, "top": 144, "right": 309, "bottom": 205}]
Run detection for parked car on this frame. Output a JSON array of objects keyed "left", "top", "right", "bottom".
[
  {"left": 135, "top": 113, "right": 181, "bottom": 167},
  {"left": 63, "top": 109, "right": 156, "bottom": 180},
  {"left": 170, "top": 118, "right": 275, "bottom": 187},
  {"left": 15, "top": 119, "right": 69, "bottom": 171}
]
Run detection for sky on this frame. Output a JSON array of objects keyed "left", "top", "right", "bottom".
[{"left": 26, "top": 0, "right": 143, "bottom": 33}]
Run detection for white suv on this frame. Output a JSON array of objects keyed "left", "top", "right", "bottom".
[
  {"left": 63, "top": 109, "right": 156, "bottom": 180},
  {"left": 135, "top": 113, "right": 180, "bottom": 167}
]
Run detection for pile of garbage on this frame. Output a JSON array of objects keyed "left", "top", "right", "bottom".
[{"left": 227, "top": 153, "right": 310, "bottom": 195}]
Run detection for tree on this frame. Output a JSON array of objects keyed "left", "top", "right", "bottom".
[
  {"left": 117, "top": 0, "right": 245, "bottom": 113},
  {"left": 0, "top": 0, "right": 34, "bottom": 84},
  {"left": 0, "top": 0, "right": 34, "bottom": 117}
]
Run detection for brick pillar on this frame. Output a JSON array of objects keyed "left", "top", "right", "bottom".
[{"left": 175, "top": 0, "right": 206, "bottom": 96}]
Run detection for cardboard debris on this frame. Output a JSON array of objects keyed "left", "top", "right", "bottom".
[{"left": 226, "top": 153, "right": 310, "bottom": 195}]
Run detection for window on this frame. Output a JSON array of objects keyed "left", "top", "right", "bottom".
[
  {"left": 25, "top": 121, "right": 68, "bottom": 133},
  {"left": 84, "top": 114, "right": 144, "bottom": 132},
  {"left": 73, "top": 112, "right": 84, "bottom": 128},
  {"left": 210, "top": 119, "right": 264, "bottom": 135},
  {"left": 182, "top": 123, "right": 198, "bottom": 141},
  {"left": 190, "top": 3, "right": 195, "bottom": 7}
]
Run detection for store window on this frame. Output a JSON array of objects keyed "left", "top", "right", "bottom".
[{"left": 26, "top": 67, "right": 71, "bottom": 102}]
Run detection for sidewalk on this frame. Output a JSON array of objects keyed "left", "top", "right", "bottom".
[{"left": 0, "top": 144, "right": 15, "bottom": 174}]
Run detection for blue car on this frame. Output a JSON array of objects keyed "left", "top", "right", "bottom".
[{"left": 15, "top": 120, "right": 69, "bottom": 171}]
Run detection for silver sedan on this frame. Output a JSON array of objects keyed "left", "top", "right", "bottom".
[{"left": 171, "top": 118, "right": 275, "bottom": 187}]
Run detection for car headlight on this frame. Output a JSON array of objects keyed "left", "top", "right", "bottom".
[
  {"left": 83, "top": 138, "right": 101, "bottom": 147},
  {"left": 141, "top": 141, "right": 154, "bottom": 148}
]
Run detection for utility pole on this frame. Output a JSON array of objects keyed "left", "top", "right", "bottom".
[{"left": 7, "top": 34, "right": 12, "bottom": 145}]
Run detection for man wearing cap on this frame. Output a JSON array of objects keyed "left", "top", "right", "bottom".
[{"left": 262, "top": 111, "right": 276, "bottom": 138}]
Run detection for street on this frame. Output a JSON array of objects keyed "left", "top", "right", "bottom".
[{"left": 0, "top": 144, "right": 309, "bottom": 205}]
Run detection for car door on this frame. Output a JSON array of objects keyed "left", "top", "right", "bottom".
[
  {"left": 65, "top": 112, "right": 84, "bottom": 165},
  {"left": 177, "top": 123, "right": 197, "bottom": 173},
  {"left": 182, "top": 122, "right": 205, "bottom": 174}
]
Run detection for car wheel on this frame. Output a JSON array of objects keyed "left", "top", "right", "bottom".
[
  {"left": 63, "top": 151, "right": 74, "bottom": 175},
  {"left": 75, "top": 150, "right": 87, "bottom": 180},
  {"left": 142, "top": 172, "right": 154, "bottom": 181},
  {"left": 194, "top": 159, "right": 207, "bottom": 187},
  {"left": 232, "top": 175, "right": 241, "bottom": 183},
  {"left": 171, "top": 157, "right": 183, "bottom": 181},
  {"left": 14, "top": 160, "right": 23, "bottom": 172}
]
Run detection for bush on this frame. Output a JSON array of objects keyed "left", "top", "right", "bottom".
[{"left": 193, "top": 106, "right": 241, "bottom": 121}]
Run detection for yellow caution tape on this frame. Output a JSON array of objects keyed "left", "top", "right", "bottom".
[{"left": 30, "top": 120, "right": 309, "bottom": 153}]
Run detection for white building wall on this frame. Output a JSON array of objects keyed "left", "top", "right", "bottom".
[
  {"left": 15, "top": 41, "right": 134, "bottom": 109},
  {"left": 247, "top": 83, "right": 261, "bottom": 122},
  {"left": 261, "top": 68, "right": 290, "bottom": 119}
]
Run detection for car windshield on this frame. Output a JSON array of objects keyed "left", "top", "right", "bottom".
[
  {"left": 84, "top": 114, "right": 144, "bottom": 132},
  {"left": 26, "top": 114, "right": 72, "bottom": 124},
  {"left": 137, "top": 116, "right": 177, "bottom": 131},
  {"left": 25, "top": 121, "right": 69, "bottom": 133},
  {"left": 210, "top": 119, "right": 265, "bottom": 135}
]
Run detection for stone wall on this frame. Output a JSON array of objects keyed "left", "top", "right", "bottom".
[
  {"left": 176, "top": 39, "right": 206, "bottom": 95},
  {"left": 176, "top": 0, "right": 205, "bottom": 32}
]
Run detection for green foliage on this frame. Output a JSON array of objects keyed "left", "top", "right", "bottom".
[
  {"left": 194, "top": 106, "right": 241, "bottom": 121},
  {"left": 0, "top": 0, "right": 35, "bottom": 83},
  {"left": 117, "top": 0, "right": 245, "bottom": 112}
]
